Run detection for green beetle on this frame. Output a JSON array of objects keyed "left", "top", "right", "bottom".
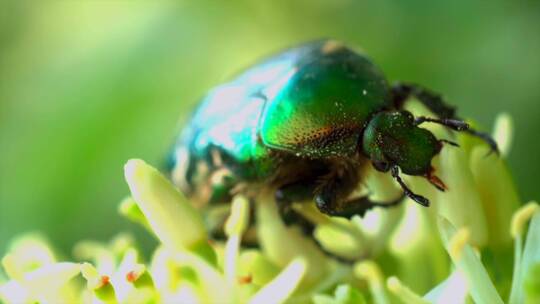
[{"left": 169, "top": 40, "right": 497, "bottom": 226}]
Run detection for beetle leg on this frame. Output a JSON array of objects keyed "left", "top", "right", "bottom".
[
  {"left": 414, "top": 116, "right": 469, "bottom": 131},
  {"left": 392, "top": 82, "right": 499, "bottom": 154},
  {"left": 275, "top": 183, "right": 363, "bottom": 264},
  {"left": 314, "top": 173, "right": 406, "bottom": 218},
  {"left": 390, "top": 166, "right": 430, "bottom": 207},
  {"left": 464, "top": 129, "right": 499, "bottom": 156},
  {"left": 279, "top": 180, "right": 405, "bottom": 263},
  {"left": 391, "top": 82, "right": 457, "bottom": 118},
  {"left": 279, "top": 184, "right": 403, "bottom": 264},
  {"left": 207, "top": 198, "right": 260, "bottom": 248},
  {"left": 316, "top": 193, "right": 405, "bottom": 219}
]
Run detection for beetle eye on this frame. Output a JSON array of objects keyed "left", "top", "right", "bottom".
[{"left": 373, "top": 161, "right": 390, "bottom": 172}]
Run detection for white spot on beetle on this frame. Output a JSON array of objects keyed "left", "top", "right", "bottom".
[
  {"left": 322, "top": 40, "right": 344, "bottom": 54},
  {"left": 171, "top": 147, "right": 189, "bottom": 191},
  {"left": 210, "top": 168, "right": 232, "bottom": 185},
  {"left": 196, "top": 161, "right": 209, "bottom": 178},
  {"left": 211, "top": 149, "right": 223, "bottom": 167}
]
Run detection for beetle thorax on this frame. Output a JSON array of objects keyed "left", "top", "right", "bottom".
[{"left": 362, "top": 111, "right": 441, "bottom": 176}]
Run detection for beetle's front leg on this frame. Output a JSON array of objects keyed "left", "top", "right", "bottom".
[
  {"left": 392, "top": 82, "right": 499, "bottom": 154},
  {"left": 391, "top": 82, "right": 457, "bottom": 118},
  {"left": 315, "top": 189, "right": 405, "bottom": 219},
  {"left": 314, "top": 171, "right": 405, "bottom": 219}
]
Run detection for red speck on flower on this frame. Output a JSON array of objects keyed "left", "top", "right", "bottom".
[
  {"left": 238, "top": 274, "right": 252, "bottom": 285},
  {"left": 126, "top": 271, "right": 138, "bottom": 282},
  {"left": 100, "top": 275, "right": 110, "bottom": 287}
]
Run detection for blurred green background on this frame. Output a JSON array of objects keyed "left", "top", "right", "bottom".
[{"left": 1, "top": 0, "right": 540, "bottom": 254}]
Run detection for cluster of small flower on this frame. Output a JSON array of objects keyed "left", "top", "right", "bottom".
[{"left": 0, "top": 113, "right": 538, "bottom": 304}]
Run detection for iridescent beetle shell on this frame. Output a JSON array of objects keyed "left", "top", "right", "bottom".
[
  {"left": 169, "top": 40, "right": 389, "bottom": 204},
  {"left": 168, "top": 39, "right": 496, "bottom": 218},
  {"left": 260, "top": 41, "right": 390, "bottom": 158}
]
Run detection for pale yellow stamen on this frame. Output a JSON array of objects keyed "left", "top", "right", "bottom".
[
  {"left": 225, "top": 196, "right": 250, "bottom": 237},
  {"left": 354, "top": 261, "right": 383, "bottom": 287},
  {"left": 81, "top": 263, "right": 117, "bottom": 302},
  {"left": 448, "top": 228, "right": 471, "bottom": 261},
  {"left": 248, "top": 258, "right": 307, "bottom": 304},
  {"left": 81, "top": 263, "right": 105, "bottom": 290},
  {"left": 1, "top": 255, "right": 22, "bottom": 280},
  {"left": 511, "top": 201, "right": 539, "bottom": 238},
  {"left": 354, "top": 261, "right": 389, "bottom": 304},
  {"left": 224, "top": 196, "right": 250, "bottom": 285},
  {"left": 387, "top": 276, "right": 430, "bottom": 304}
]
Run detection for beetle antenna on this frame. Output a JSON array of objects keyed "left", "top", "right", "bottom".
[
  {"left": 390, "top": 166, "right": 430, "bottom": 207},
  {"left": 414, "top": 116, "right": 469, "bottom": 131}
]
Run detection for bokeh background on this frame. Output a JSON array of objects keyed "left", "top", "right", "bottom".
[{"left": 1, "top": 0, "right": 540, "bottom": 255}]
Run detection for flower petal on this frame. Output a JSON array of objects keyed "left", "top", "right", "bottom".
[
  {"left": 470, "top": 146, "right": 521, "bottom": 248},
  {"left": 386, "top": 276, "right": 430, "bottom": 304},
  {"left": 492, "top": 113, "right": 513, "bottom": 157},
  {"left": 424, "top": 269, "right": 468, "bottom": 304},
  {"left": 248, "top": 258, "right": 307, "bottom": 304},
  {"left": 437, "top": 147, "right": 488, "bottom": 246},
  {"left": 256, "top": 195, "right": 329, "bottom": 287},
  {"left": 509, "top": 203, "right": 540, "bottom": 304},
  {"left": 124, "top": 159, "right": 207, "bottom": 252},
  {"left": 354, "top": 261, "right": 389, "bottom": 304},
  {"left": 438, "top": 217, "right": 504, "bottom": 304}
]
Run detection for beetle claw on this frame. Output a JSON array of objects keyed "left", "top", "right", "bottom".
[
  {"left": 484, "top": 145, "right": 500, "bottom": 157},
  {"left": 391, "top": 166, "right": 431, "bottom": 207},
  {"left": 464, "top": 129, "right": 500, "bottom": 157}
]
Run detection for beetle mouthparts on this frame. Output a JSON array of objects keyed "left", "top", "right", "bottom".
[{"left": 427, "top": 172, "right": 447, "bottom": 192}]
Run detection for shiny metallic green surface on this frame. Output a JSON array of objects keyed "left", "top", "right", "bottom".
[
  {"left": 171, "top": 41, "right": 391, "bottom": 193},
  {"left": 173, "top": 44, "right": 301, "bottom": 183},
  {"left": 362, "top": 111, "right": 440, "bottom": 175},
  {"left": 261, "top": 43, "right": 389, "bottom": 158},
  {"left": 170, "top": 38, "right": 497, "bottom": 222}
]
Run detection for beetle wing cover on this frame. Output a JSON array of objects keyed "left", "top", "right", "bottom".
[{"left": 260, "top": 44, "right": 389, "bottom": 158}]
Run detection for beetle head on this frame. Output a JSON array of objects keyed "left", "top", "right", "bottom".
[{"left": 362, "top": 110, "right": 446, "bottom": 190}]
